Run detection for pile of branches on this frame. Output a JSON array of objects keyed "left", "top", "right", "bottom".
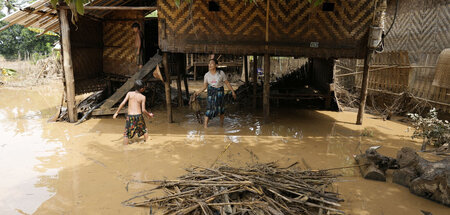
[
  {"left": 35, "top": 56, "right": 62, "bottom": 79},
  {"left": 123, "top": 163, "right": 344, "bottom": 214}
]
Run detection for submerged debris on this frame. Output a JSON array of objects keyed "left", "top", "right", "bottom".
[{"left": 123, "top": 162, "right": 344, "bottom": 214}]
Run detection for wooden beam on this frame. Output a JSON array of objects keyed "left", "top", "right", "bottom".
[
  {"left": 59, "top": 9, "right": 77, "bottom": 122},
  {"left": 99, "top": 54, "right": 162, "bottom": 110},
  {"left": 263, "top": 53, "right": 270, "bottom": 121},
  {"left": 253, "top": 55, "right": 258, "bottom": 109},
  {"left": 59, "top": 6, "right": 157, "bottom": 11},
  {"left": 244, "top": 56, "right": 249, "bottom": 84},
  {"left": 163, "top": 53, "right": 173, "bottom": 123}
]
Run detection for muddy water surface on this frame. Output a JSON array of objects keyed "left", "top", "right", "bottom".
[{"left": 0, "top": 84, "right": 448, "bottom": 215}]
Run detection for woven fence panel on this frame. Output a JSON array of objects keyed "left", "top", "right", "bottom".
[
  {"left": 159, "top": 0, "right": 374, "bottom": 57},
  {"left": 355, "top": 51, "right": 412, "bottom": 93}
]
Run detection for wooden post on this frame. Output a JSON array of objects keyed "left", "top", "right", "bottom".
[
  {"left": 163, "top": 53, "right": 173, "bottom": 123},
  {"left": 356, "top": 0, "right": 386, "bottom": 125},
  {"left": 356, "top": 51, "right": 374, "bottom": 125},
  {"left": 244, "top": 56, "right": 249, "bottom": 84},
  {"left": 183, "top": 73, "right": 189, "bottom": 97},
  {"left": 252, "top": 55, "right": 258, "bottom": 109},
  {"left": 59, "top": 9, "right": 77, "bottom": 123},
  {"left": 193, "top": 65, "right": 197, "bottom": 81},
  {"left": 176, "top": 54, "right": 183, "bottom": 107},
  {"left": 263, "top": 53, "right": 270, "bottom": 120}
]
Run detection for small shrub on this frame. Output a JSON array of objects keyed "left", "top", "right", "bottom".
[
  {"left": 361, "top": 128, "right": 374, "bottom": 137},
  {"left": 407, "top": 108, "right": 450, "bottom": 150}
]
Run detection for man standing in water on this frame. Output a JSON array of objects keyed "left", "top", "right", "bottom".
[
  {"left": 113, "top": 80, "right": 153, "bottom": 145},
  {"left": 132, "top": 23, "right": 144, "bottom": 70}
]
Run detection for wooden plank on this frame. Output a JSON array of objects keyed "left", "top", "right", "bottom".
[
  {"left": 60, "top": 9, "right": 77, "bottom": 123},
  {"left": 92, "top": 107, "right": 127, "bottom": 116},
  {"left": 99, "top": 53, "right": 162, "bottom": 110}
]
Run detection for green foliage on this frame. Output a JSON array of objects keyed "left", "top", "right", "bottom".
[
  {"left": 361, "top": 128, "right": 374, "bottom": 137},
  {"left": 408, "top": 108, "right": 450, "bottom": 148},
  {"left": 0, "top": 22, "right": 59, "bottom": 60}
]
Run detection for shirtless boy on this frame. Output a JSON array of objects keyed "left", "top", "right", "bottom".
[{"left": 113, "top": 80, "right": 153, "bottom": 145}]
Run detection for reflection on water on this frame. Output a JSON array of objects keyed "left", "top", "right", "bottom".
[
  {"left": 0, "top": 84, "right": 448, "bottom": 215},
  {"left": 0, "top": 86, "right": 64, "bottom": 215}
]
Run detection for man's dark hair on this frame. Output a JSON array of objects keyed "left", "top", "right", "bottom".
[
  {"left": 132, "top": 22, "right": 140, "bottom": 29},
  {"left": 209, "top": 58, "right": 218, "bottom": 65},
  {"left": 134, "top": 79, "right": 145, "bottom": 90}
]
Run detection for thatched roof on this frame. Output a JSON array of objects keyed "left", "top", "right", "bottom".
[{"left": 0, "top": 0, "right": 153, "bottom": 35}]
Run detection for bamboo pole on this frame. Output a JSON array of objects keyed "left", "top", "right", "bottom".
[
  {"left": 253, "top": 55, "right": 258, "bottom": 109},
  {"left": 59, "top": 9, "right": 77, "bottom": 123},
  {"left": 59, "top": 6, "right": 157, "bottom": 11},
  {"left": 163, "top": 53, "right": 173, "bottom": 123},
  {"left": 263, "top": 53, "right": 270, "bottom": 121},
  {"left": 244, "top": 56, "right": 249, "bottom": 84}
]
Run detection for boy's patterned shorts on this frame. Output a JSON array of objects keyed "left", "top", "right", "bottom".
[{"left": 124, "top": 114, "right": 147, "bottom": 139}]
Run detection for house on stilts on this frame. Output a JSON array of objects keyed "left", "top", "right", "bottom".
[{"left": 1, "top": 0, "right": 390, "bottom": 124}]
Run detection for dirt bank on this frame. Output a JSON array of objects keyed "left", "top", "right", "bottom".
[{"left": 0, "top": 84, "right": 448, "bottom": 215}]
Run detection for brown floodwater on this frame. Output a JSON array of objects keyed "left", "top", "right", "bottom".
[{"left": 0, "top": 83, "right": 448, "bottom": 215}]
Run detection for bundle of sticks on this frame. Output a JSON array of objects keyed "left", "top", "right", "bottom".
[{"left": 123, "top": 162, "right": 344, "bottom": 214}]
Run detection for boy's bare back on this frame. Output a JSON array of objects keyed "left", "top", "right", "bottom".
[{"left": 127, "top": 91, "right": 146, "bottom": 115}]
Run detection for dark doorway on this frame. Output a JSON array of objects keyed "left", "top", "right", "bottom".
[{"left": 144, "top": 18, "right": 159, "bottom": 61}]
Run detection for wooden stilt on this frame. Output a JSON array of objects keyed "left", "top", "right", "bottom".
[
  {"left": 176, "top": 54, "right": 183, "bottom": 107},
  {"left": 163, "top": 53, "right": 173, "bottom": 123},
  {"left": 193, "top": 65, "right": 197, "bottom": 81},
  {"left": 252, "top": 55, "right": 258, "bottom": 109},
  {"left": 183, "top": 73, "right": 189, "bottom": 97},
  {"left": 59, "top": 9, "right": 77, "bottom": 123},
  {"left": 263, "top": 53, "right": 270, "bottom": 120},
  {"left": 356, "top": 51, "right": 374, "bottom": 125},
  {"left": 244, "top": 56, "right": 249, "bottom": 84}
]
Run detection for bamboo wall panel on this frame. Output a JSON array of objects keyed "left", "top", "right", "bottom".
[
  {"left": 383, "top": 0, "right": 450, "bottom": 111},
  {"left": 103, "top": 11, "right": 144, "bottom": 77},
  {"left": 355, "top": 51, "right": 411, "bottom": 93},
  {"left": 69, "top": 14, "right": 104, "bottom": 95},
  {"left": 158, "top": 0, "right": 375, "bottom": 58}
]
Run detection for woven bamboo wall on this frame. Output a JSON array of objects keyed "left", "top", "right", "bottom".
[
  {"left": 355, "top": 51, "right": 411, "bottom": 93},
  {"left": 69, "top": 14, "right": 104, "bottom": 95},
  {"left": 103, "top": 11, "right": 144, "bottom": 77},
  {"left": 383, "top": 0, "right": 449, "bottom": 111},
  {"left": 158, "top": 0, "right": 376, "bottom": 58}
]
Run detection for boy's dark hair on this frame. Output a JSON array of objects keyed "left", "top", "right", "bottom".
[
  {"left": 132, "top": 22, "right": 140, "bottom": 29},
  {"left": 134, "top": 79, "right": 145, "bottom": 90},
  {"left": 209, "top": 58, "right": 218, "bottom": 65}
]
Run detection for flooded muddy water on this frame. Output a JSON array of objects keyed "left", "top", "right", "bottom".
[{"left": 0, "top": 84, "right": 448, "bottom": 214}]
